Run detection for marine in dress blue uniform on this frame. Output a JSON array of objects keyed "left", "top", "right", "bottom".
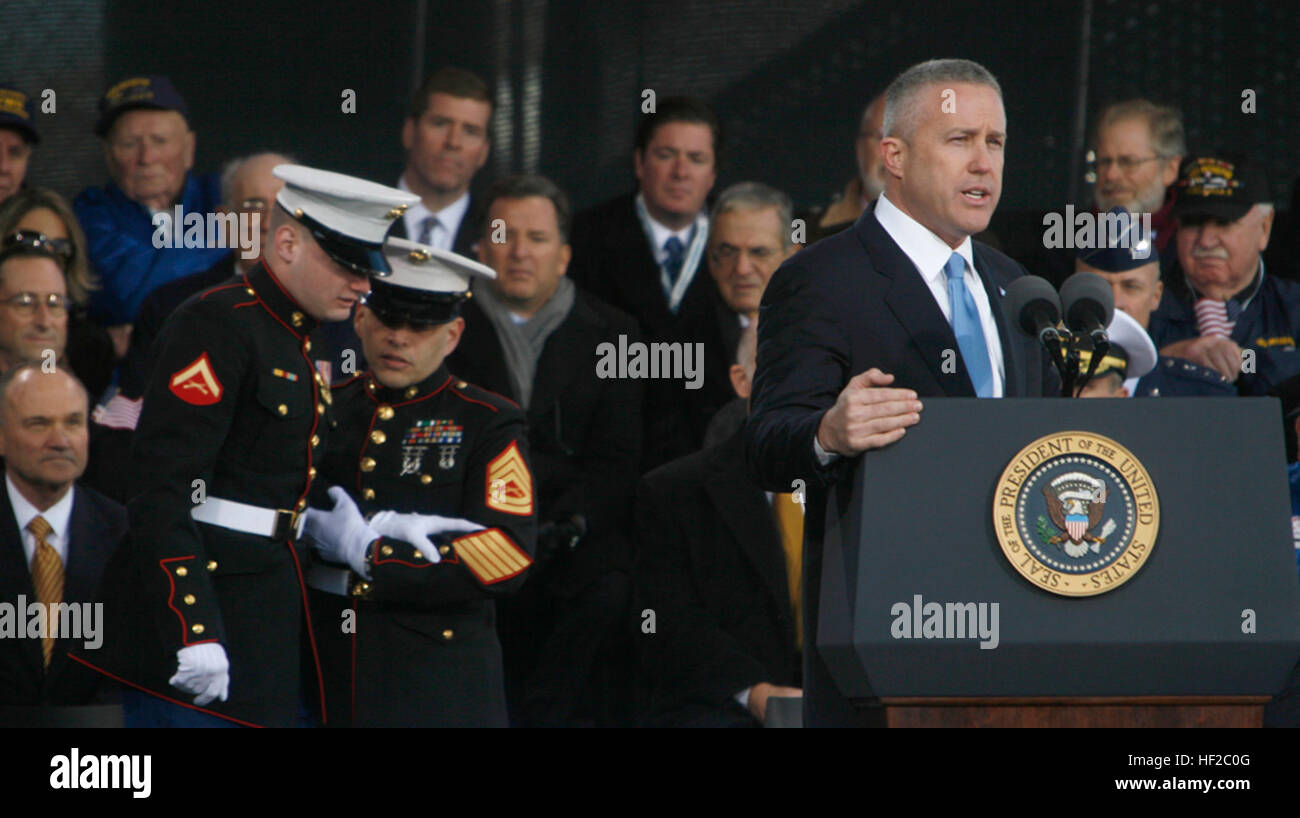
[
  {"left": 71, "top": 166, "right": 418, "bottom": 727},
  {"left": 304, "top": 239, "right": 537, "bottom": 727}
]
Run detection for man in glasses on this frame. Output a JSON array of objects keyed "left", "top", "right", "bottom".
[
  {"left": 1090, "top": 99, "right": 1185, "bottom": 257},
  {"left": 0, "top": 235, "right": 71, "bottom": 374},
  {"left": 304, "top": 238, "right": 536, "bottom": 727},
  {"left": 1149, "top": 153, "right": 1300, "bottom": 396}
]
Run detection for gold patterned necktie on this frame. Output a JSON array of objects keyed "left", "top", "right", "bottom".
[
  {"left": 27, "top": 516, "right": 63, "bottom": 668},
  {"left": 773, "top": 494, "right": 804, "bottom": 651}
]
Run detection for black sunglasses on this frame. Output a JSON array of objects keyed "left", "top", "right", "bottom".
[{"left": 2, "top": 230, "right": 74, "bottom": 262}]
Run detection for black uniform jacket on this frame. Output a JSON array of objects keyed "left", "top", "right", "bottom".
[
  {"left": 447, "top": 293, "right": 642, "bottom": 595},
  {"left": 312, "top": 364, "right": 537, "bottom": 727},
  {"left": 72, "top": 260, "right": 334, "bottom": 727}
]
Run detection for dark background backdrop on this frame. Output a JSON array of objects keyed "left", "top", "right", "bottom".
[{"left": 3, "top": 0, "right": 1297, "bottom": 233}]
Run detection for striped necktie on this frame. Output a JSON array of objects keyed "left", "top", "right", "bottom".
[
  {"left": 773, "top": 493, "right": 804, "bottom": 651},
  {"left": 1194, "top": 298, "right": 1234, "bottom": 338},
  {"left": 416, "top": 215, "right": 439, "bottom": 246},
  {"left": 28, "top": 516, "right": 63, "bottom": 668},
  {"left": 663, "top": 236, "right": 685, "bottom": 286}
]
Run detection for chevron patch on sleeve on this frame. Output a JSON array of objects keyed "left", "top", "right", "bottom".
[
  {"left": 485, "top": 441, "right": 533, "bottom": 516},
  {"left": 452, "top": 528, "right": 531, "bottom": 584}
]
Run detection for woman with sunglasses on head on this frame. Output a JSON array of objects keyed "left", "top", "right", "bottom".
[{"left": 0, "top": 188, "right": 117, "bottom": 403}]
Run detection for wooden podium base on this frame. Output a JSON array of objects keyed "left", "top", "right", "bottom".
[{"left": 878, "top": 697, "right": 1269, "bottom": 727}]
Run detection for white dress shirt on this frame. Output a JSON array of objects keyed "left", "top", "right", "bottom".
[
  {"left": 397, "top": 175, "right": 471, "bottom": 253},
  {"left": 813, "top": 195, "right": 1008, "bottom": 465},
  {"left": 7, "top": 473, "right": 75, "bottom": 566},
  {"left": 873, "top": 193, "right": 1005, "bottom": 396}
]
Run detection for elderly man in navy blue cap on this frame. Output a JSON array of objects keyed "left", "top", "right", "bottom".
[
  {"left": 1077, "top": 207, "right": 1234, "bottom": 398},
  {"left": 72, "top": 165, "right": 420, "bottom": 727},
  {"left": 0, "top": 83, "right": 39, "bottom": 204},
  {"left": 74, "top": 76, "right": 227, "bottom": 357},
  {"left": 1148, "top": 153, "right": 1300, "bottom": 395}
]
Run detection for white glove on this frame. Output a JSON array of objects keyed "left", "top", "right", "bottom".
[
  {"left": 169, "top": 643, "right": 230, "bottom": 706},
  {"left": 303, "top": 486, "right": 380, "bottom": 578},
  {"left": 368, "top": 511, "right": 485, "bottom": 563}
]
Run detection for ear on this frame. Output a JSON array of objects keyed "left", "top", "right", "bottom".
[
  {"left": 181, "top": 128, "right": 196, "bottom": 171},
  {"left": 729, "top": 362, "right": 751, "bottom": 400},
  {"left": 441, "top": 316, "right": 466, "bottom": 358},
  {"left": 880, "top": 136, "right": 905, "bottom": 180},
  {"left": 354, "top": 303, "right": 368, "bottom": 335},
  {"left": 1159, "top": 156, "right": 1180, "bottom": 188},
  {"left": 273, "top": 221, "right": 300, "bottom": 266},
  {"left": 1116, "top": 386, "right": 1130, "bottom": 398},
  {"left": 1258, "top": 206, "right": 1274, "bottom": 251},
  {"left": 633, "top": 148, "right": 646, "bottom": 186},
  {"left": 557, "top": 243, "right": 572, "bottom": 277},
  {"left": 1152, "top": 277, "right": 1164, "bottom": 308},
  {"left": 402, "top": 117, "right": 415, "bottom": 153}
]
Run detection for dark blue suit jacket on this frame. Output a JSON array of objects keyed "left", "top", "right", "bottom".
[
  {"left": 746, "top": 202, "right": 1054, "bottom": 726},
  {"left": 0, "top": 481, "right": 127, "bottom": 709}
]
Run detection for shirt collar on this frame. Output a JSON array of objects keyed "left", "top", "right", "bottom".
[
  {"left": 398, "top": 175, "right": 470, "bottom": 243},
  {"left": 244, "top": 260, "right": 319, "bottom": 338},
  {"left": 636, "top": 192, "right": 699, "bottom": 259},
  {"left": 6, "top": 472, "right": 75, "bottom": 558},
  {"left": 874, "top": 193, "right": 975, "bottom": 282}
]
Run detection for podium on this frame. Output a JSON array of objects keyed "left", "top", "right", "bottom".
[{"left": 816, "top": 398, "right": 1300, "bottom": 727}]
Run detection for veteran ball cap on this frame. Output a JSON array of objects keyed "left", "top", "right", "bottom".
[
  {"left": 1077, "top": 307, "right": 1157, "bottom": 382},
  {"left": 95, "top": 75, "right": 189, "bottom": 136},
  {"left": 1076, "top": 206, "right": 1158, "bottom": 272},
  {"left": 273, "top": 165, "right": 419, "bottom": 277},
  {"left": 1173, "top": 152, "right": 1271, "bottom": 223},
  {"left": 364, "top": 238, "right": 496, "bottom": 326},
  {"left": 0, "top": 83, "right": 39, "bottom": 144}
]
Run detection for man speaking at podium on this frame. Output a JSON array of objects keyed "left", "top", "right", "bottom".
[{"left": 747, "top": 59, "right": 1055, "bottom": 726}]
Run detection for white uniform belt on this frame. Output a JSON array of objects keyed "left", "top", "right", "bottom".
[
  {"left": 190, "top": 496, "right": 306, "bottom": 540},
  {"left": 306, "top": 562, "right": 352, "bottom": 596}
]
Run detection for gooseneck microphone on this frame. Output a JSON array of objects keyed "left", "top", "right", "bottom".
[
  {"left": 1006, "top": 276, "right": 1064, "bottom": 347},
  {"left": 1059, "top": 272, "right": 1116, "bottom": 396}
]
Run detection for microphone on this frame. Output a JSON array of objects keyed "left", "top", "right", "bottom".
[
  {"left": 1005, "top": 276, "right": 1064, "bottom": 346},
  {"left": 1060, "top": 271, "right": 1115, "bottom": 346}
]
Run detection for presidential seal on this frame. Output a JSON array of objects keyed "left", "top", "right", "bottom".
[{"left": 993, "top": 431, "right": 1158, "bottom": 597}]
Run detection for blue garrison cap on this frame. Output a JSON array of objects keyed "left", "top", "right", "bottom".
[{"left": 1075, "top": 206, "right": 1158, "bottom": 273}]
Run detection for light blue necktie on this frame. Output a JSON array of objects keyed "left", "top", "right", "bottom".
[{"left": 944, "top": 252, "right": 994, "bottom": 397}]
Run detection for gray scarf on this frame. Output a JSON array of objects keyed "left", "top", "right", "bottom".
[{"left": 471, "top": 276, "right": 575, "bottom": 408}]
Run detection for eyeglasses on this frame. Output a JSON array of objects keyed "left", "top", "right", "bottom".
[
  {"left": 2, "top": 230, "right": 73, "bottom": 262},
  {"left": 0, "top": 292, "right": 72, "bottom": 316},
  {"left": 1090, "top": 155, "right": 1162, "bottom": 172}
]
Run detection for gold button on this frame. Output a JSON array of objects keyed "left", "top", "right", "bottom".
[
  {"left": 303, "top": 340, "right": 312, "bottom": 352},
  {"left": 370, "top": 430, "right": 387, "bottom": 444},
  {"left": 244, "top": 287, "right": 254, "bottom": 295},
  {"left": 360, "top": 457, "right": 376, "bottom": 472},
  {"left": 176, "top": 566, "right": 188, "bottom": 577},
  {"left": 367, "top": 380, "right": 376, "bottom": 393},
  {"left": 439, "top": 545, "right": 450, "bottom": 556},
  {"left": 404, "top": 386, "right": 417, "bottom": 399},
  {"left": 456, "top": 381, "right": 467, "bottom": 388},
  {"left": 412, "top": 550, "right": 422, "bottom": 560},
  {"left": 308, "top": 467, "right": 317, "bottom": 479},
  {"left": 420, "top": 474, "right": 432, "bottom": 485},
  {"left": 277, "top": 404, "right": 288, "bottom": 416},
  {"left": 381, "top": 544, "right": 394, "bottom": 556},
  {"left": 191, "top": 624, "right": 205, "bottom": 635},
  {"left": 317, "top": 403, "right": 326, "bottom": 415},
  {"left": 291, "top": 311, "right": 304, "bottom": 327},
  {"left": 377, "top": 405, "right": 394, "bottom": 421},
  {"left": 206, "top": 560, "right": 218, "bottom": 572},
  {"left": 363, "top": 488, "right": 375, "bottom": 500},
  {"left": 295, "top": 499, "right": 308, "bottom": 512},
  {"left": 311, "top": 434, "right": 320, "bottom": 447},
  {"left": 441, "top": 629, "right": 454, "bottom": 641},
  {"left": 183, "top": 594, "right": 196, "bottom": 605}
]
